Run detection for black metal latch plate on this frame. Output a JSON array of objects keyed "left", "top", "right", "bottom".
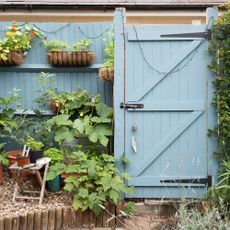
[
  {"left": 160, "top": 175, "right": 212, "bottom": 187},
  {"left": 120, "top": 103, "right": 144, "bottom": 109}
]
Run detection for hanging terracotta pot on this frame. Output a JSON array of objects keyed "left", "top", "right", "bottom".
[
  {"left": 48, "top": 99, "right": 63, "bottom": 112},
  {"left": 99, "top": 67, "right": 114, "bottom": 82},
  {"left": 0, "top": 51, "right": 25, "bottom": 65}
]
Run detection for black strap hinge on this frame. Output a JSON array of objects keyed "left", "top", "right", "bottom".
[
  {"left": 161, "top": 29, "right": 212, "bottom": 40},
  {"left": 160, "top": 175, "right": 212, "bottom": 187}
]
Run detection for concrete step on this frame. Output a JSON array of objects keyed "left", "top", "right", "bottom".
[{"left": 135, "top": 200, "right": 177, "bottom": 217}]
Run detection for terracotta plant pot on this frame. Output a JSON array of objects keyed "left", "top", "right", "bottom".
[
  {"left": 0, "top": 163, "right": 4, "bottom": 185},
  {"left": 0, "top": 51, "right": 25, "bottom": 65},
  {"left": 99, "top": 67, "right": 114, "bottom": 82},
  {"left": 16, "top": 155, "right": 29, "bottom": 167},
  {"left": 47, "top": 51, "right": 95, "bottom": 67},
  {"left": 48, "top": 99, "right": 63, "bottom": 113},
  {"left": 7, "top": 150, "right": 30, "bottom": 180}
]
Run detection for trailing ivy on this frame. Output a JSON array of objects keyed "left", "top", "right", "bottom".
[{"left": 209, "top": 6, "right": 230, "bottom": 201}]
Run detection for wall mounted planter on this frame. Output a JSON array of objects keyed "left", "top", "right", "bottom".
[
  {"left": 0, "top": 51, "right": 25, "bottom": 65},
  {"left": 99, "top": 67, "right": 114, "bottom": 82},
  {"left": 47, "top": 51, "right": 95, "bottom": 67}
]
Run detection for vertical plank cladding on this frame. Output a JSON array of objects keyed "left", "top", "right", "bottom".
[
  {"left": 0, "top": 22, "right": 113, "bottom": 110},
  {"left": 122, "top": 7, "right": 218, "bottom": 199}
]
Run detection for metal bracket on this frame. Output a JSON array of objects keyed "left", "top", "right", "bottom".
[
  {"left": 160, "top": 175, "right": 212, "bottom": 187},
  {"left": 120, "top": 103, "right": 144, "bottom": 109},
  {"left": 161, "top": 29, "right": 212, "bottom": 40}
]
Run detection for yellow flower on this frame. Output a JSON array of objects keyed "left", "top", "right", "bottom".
[
  {"left": 80, "top": 112, "right": 84, "bottom": 117},
  {"left": 14, "top": 45, "right": 19, "bottom": 49},
  {"left": 6, "top": 31, "right": 13, "bottom": 37}
]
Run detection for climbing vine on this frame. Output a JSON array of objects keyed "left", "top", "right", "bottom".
[{"left": 209, "top": 6, "right": 230, "bottom": 201}]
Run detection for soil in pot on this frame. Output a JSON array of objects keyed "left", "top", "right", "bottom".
[{"left": 29, "top": 151, "right": 43, "bottom": 164}]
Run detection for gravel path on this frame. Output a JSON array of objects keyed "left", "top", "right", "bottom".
[{"left": 0, "top": 176, "right": 72, "bottom": 218}]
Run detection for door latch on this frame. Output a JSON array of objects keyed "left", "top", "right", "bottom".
[{"left": 120, "top": 103, "right": 144, "bottom": 109}]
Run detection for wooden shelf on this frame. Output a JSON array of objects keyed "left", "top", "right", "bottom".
[{"left": 0, "top": 64, "right": 102, "bottom": 73}]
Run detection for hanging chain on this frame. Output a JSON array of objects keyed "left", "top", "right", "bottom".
[
  {"left": 78, "top": 26, "right": 112, "bottom": 39},
  {"left": 132, "top": 25, "right": 205, "bottom": 75}
]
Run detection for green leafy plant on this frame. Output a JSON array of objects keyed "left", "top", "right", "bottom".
[
  {"left": 0, "top": 143, "right": 9, "bottom": 166},
  {"left": 102, "top": 30, "right": 114, "bottom": 69},
  {"left": 102, "top": 40, "right": 114, "bottom": 69},
  {"left": 46, "top": 146, "right": 134, "bottom": 215},
  {"left": 123, "top": 201, "right": 137, "bottom": 215},
  {"left": 46, "top": 90, "right": 113, "bottom": 146},
  {"left": 72, "top": 40, "right": 92, "bottom": 51},
  {"left": 43, "top": 39, "right": 69, "bottom": 52},
  {"left": 26, "top": 137, "right": 44, "bottom": 151},
  {"left": 33, "top": 72, "right": 57, "bottom": 109},
  {"left": 0, "top": 22, "right": 42, "bottom": 61},
  {"left": 44, "top": 148, "right": 64, "bottom": 165},
  {"left": 209, "top": 6, "right": 230, "bottom": 202}
]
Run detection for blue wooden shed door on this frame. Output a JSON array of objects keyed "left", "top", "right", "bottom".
[{"left": 122, "top": 24, "right": 214, "bottom": 199}]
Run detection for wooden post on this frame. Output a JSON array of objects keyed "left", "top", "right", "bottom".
[
  {"left": 12, "top": 216, "right": 19, "bottom": 230},
  {"left": 68, "top": 208, "right": 76, "bottom": 228},
  {"left": 19, "top": 215, "right": 27, "bottom": 230},
  {"left": 4, "top": 217, "right": 12, "bottom": 230},
  {"left": 55, "top": 207, "right": 62, "bottom": 230},
  {"left": 62, "top": 207, "right": 69, "bottom": 229},
  {"left": 0, "top": 218, "right": 4, "bottom": 230},
  {"left": 114, "top": 8, "right": 126, "bottom": 176},
  {"left": 41, "top": 210, "right": 48, "bottom": 230},
  {"left": 34, "top": 211, "right": 41, "bottom": 230},
  {"left": 75, "top": 210, "right": 83, "bottom": 227},
  {"left": 48, "top": 209, "right": 55, "bottom": 230},
  {"left": 27, "top": 212, "right": 34, "bottom": 230}
]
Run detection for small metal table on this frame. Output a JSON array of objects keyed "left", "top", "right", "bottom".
[{"left": 9, "top": 159, "right": 50, "bottom": 205}]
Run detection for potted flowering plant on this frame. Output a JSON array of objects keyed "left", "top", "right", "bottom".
[{"left": 0, "top": 22, "right": 41, "bottom": 65}]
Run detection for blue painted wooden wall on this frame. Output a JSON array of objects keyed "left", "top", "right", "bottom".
[{"left": 0, "top": 22, "right": 113, "bottom": 112}]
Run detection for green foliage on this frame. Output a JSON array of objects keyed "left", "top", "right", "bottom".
[
  {"left": 123, "top": 201, "right": 137, "bottom": 215},
  {"left": 26, "top": 136, "right": 44, "bottom": 151},
  {"left": 46, "top": 146, "right": 134, "bottom": 215},
  {"left": 0, "top": 22, "right": 42, "bottom": 61},
  {"left": 175, "top": 201, "right": 230, "bottom": 229},
  {"left": 101, "top": 30, "right": 114, "bottom": 69},
  {"left": 46, "top": 90, "right": 113, "bottom": 146},
  {"left": 72, "top": 40, "right": 92, "bottom": 51},
  {"left": 33, "top": 72, "right": 57, "bottom": 109},
  {"left": 0, "top": 143, "right": 8, "bottom": 166},
  {"left": 44, "top": 148, "right": 64, "bottom": 165},
  {"left": 209, "top": 8, "right": 230, "bottom": 202},
  {"left": 43, "top": 39, "right": 69, "bottom": 52}
]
